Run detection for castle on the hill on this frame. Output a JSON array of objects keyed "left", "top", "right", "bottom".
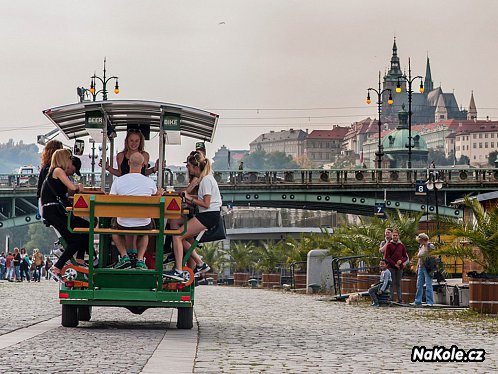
[{"left": 380, "top": 38, "right": 473, "bottom": 125}]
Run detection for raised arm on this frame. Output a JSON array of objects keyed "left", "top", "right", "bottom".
[{"left": 106, "top": 152, "right": 124, "bottom": 177}]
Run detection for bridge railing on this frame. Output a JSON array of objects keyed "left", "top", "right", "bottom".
[{"left": 1, "top": 167, "right": 497, "bottom": 189}]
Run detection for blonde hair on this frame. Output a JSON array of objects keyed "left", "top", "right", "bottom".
[
  {"left": 50, "top": 149, "right": 72, "bottom": 171},
  {"left": 187, "top": 152, "right": 212, "bottom": 180},
  {"left": 123, "top": 131, "right": 145, "bottom": 153}
]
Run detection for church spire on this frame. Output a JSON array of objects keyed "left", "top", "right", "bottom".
[
  {"left": 424, "top": 56, "right": 433, "bottom": 92},
  {"left": 468, "top": 91, "right": 477, "bottom": 120},
  {"left": 386, "top": 37, "right": 403, "bottom": 79}
]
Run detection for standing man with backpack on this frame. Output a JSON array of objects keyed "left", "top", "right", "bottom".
[{"left": 383, "top": 230, "right": 408, "bottom": 304}]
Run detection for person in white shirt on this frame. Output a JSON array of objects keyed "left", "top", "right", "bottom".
[
  {"left": 165, "top": 152, "right": 220, "bottom": 281},
  {"left": 110, "top": 152, "right": 163, "bottom": 270}
]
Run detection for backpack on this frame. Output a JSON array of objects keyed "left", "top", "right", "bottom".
[{"left": 423, "top": 255, "right": 439, "bottom": 274}]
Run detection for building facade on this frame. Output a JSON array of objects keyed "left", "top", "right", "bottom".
[
  {"left": 249, "top": 129, "right": 307, "bottom": 159},
  {"left": 304, "top": 127, "right": 349, "bottom": 167}
]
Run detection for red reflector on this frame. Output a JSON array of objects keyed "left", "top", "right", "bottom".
[
  {"left": 166, "top": 199, "right": 180, "bottom": 211},
  {"left": 177, "top": 283, "right": 184, "bottom": 290},
  {"left": 59, "top": 293, "right": 69, "bottom": 299},
  {"left": 65, "top": 281, "right": 74, "bottom": 288},
  {"left": 181, "top": 296, "right": 191, "bottom": 301},
  {"left": 74, "top": 196, "right": 88, "bottom": 208}
]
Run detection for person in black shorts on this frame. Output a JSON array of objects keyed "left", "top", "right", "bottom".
[{"left": 164, "top": 153, "right": 220, "bottom": 281}]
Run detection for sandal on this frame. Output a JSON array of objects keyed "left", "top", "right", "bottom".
[{"left": 49, "top": 267, "right": 64, "bottom": 283}]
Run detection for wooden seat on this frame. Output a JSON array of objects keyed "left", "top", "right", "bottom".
[{"left": 69, "top": 193, "right": 187, "bottom": 235}]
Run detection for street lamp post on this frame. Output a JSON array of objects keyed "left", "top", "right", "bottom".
[
  {"left": 367, "top": 71, "right": 393, "bottom": 169},
  {"left": 88, "top": 140, "right": 97, "bottom": 186},
  {"left": 89, "top": 58, "right": 119, "bottom": 101},
  {"left": 396, "top": 58, "right": 424, "bottom": 169},
  {"left": 426, "top": 170, "right": 443, "bottom": 242}
]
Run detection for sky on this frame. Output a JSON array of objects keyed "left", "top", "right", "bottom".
[{"left": 1, "top": 0, "right": 498, "bottom": 165}]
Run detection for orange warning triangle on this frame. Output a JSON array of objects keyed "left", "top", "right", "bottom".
[
  {"left": 74, "top": 196, "right": 88, "bottom": 208},
  {"left": 166, "top": 199, "right": 180, "bottom": 211}
]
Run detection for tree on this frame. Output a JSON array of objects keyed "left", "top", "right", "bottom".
[
  {"left": 488, "top": 151, "right": 498, "bottom": 167},
  {"left": 0, "top": 139, "right": 40, "bottom": 173},
  {"left": 458, "top": 155, "right": 470, "bottom": 165},
  {"left": 255, "top": 241, "right": 286, "bottom": 273},
  {"left": 266, "top": 152, "right": 299, "bottom": 169},
  {"left": 242, "top": 150, "right": 267, "bottom": 169},
  {"left": 438, "top": 197, "right": 498, "bottom": 275},
  {"left": 24, "top": 223, "right": 58, "bottom": 254},
  {"left": 428, "top": 149, "right": 454, "bottom": 166},
  {"left": 225, "top": 241, "right": 256, "bottom": 273},
  {"left": 197, "top": 242, "right": 224, "bottom": 273},
  {"left": 241, "top": 150, "right": 299, "bottom": 170}
]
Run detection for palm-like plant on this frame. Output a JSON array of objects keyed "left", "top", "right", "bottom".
[
  {"left": 438, "top": 197, "right": 498, "bottom": 275},
  {"left": 225, "top": 241, "right": 256, "bottom": 273},
  {"left": 255, "top": 240, "right": 286, "bottom": 273},
  {"left": 197, "top": 242, "right": 223, "bottom": 273}
]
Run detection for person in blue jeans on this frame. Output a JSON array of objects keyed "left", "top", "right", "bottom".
[
  {"left": 414, "top": 233, "right": 435, "bottom": 306},
  {"left": 13, "top": 247, "right": 21, "bottom": 282}
]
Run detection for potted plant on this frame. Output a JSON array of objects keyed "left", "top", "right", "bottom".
[
  {"left": 225, "top": 241, "right": 256, "bottom": 286},
  {"left": 438, "top": 197, "right": 498, "bottom": 313},
  {"left": 255, "top": 241, "right": 286, "bottom": 288},
  {"left": 197, "top": 242, "right": 224, "bottom": 283},
  {"left": 284, "top": 234, "right": 312, "bottom": 289}
]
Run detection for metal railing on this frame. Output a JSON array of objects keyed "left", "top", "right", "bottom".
[{"left": 1, "top": 167, "right": 497, "bottom": 190}]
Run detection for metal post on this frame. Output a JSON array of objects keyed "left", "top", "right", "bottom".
[
  {"left": 407, "top": 59, "right": 413, "bottom": 169},
  {"left": 434, "top": 182, "right": 440, "bottom": 243},
  {"left": 90, "top": 141, "right": 96, "bottom": 186}
]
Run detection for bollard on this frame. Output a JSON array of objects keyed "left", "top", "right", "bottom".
[
  {"left": 248, "top": 278, "right": 258, "bottom": 288},
  {"left": 308, "top": 283, "right": 321, "bottom": 294},
  {"left": 206, "top": 277, "right": 214, "bottom": 285}
]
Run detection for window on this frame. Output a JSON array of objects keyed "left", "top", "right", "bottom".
[
  {"left": 492, "top": 142, "right": 495, "bottom": 148},
  {"left": 485, "top": 142, "right": 488, "bottom": 148},
  {"left": 473, "top": 134, "right": 477, "bottom": 139},
  {"left": 479, "top": 133, "right": 483, "bottom": 139},
  {"left": 473, "top": 143, "right": 477, "bottom": 149},
  {"left": 492, "top": 134, "right": 495, "bottom": 138},
  {"left": 474, "top": 155, "right": 476, "bottom": 159},
  {"left": 479, "top": 143, "right": 482, "bottom": 148},
  {"left": 485, "top": 133, "right": 489, "bottom": 138}
]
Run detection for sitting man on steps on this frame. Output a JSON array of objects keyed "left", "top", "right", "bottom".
[{"left": 110, "top": 152, "right": 164, "bottom": 270}]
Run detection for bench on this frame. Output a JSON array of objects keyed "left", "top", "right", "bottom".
[{"left": 68, "top": 193, "right": 188, "bottom": 236}]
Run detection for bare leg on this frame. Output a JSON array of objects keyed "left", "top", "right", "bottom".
[
  {"left": 172, "top": 217, "right": 207, "bottom": 271},
  {"left": 136, "top": 235, "right": 149, "bottom": 260},
  {"left": 112, "top": 234, "right": 128, "bottom": 257},
  {"left": 182, "top": 239, "right": 203, "bottom": 265}
]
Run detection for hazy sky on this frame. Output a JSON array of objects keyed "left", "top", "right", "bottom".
[{"left": 1, "top": 1, "right": 497, "bottom": 164}]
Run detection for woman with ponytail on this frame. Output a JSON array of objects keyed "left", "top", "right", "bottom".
[{"left": 164, "top": 152, "right": 221, "bottom": 281}]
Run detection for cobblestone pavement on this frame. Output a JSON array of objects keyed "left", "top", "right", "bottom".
[
  {"left": 194, "top": 286, "right": 498, "bottom": 373},
  {"left": 0, "top": 280, "right": 181, "bottom": 373},
  {"left": 1, "top": 281, "right": 497, "bottom": 373}
]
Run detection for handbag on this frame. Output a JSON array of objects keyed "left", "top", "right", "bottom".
[{"left": 199, "top": 213, "right": 226, "bottom": 243}]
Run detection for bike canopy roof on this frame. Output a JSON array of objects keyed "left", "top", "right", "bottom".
[{"left": 43, "top": 100, "right": 219, "bottom": 142}]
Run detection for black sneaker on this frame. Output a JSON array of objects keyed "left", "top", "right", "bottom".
[
  {"left": 194, "top": 263, "right": 210, "bottom": 276},
  {"left": 163, "top": 269, "right": 185, "bottom": 282}
]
